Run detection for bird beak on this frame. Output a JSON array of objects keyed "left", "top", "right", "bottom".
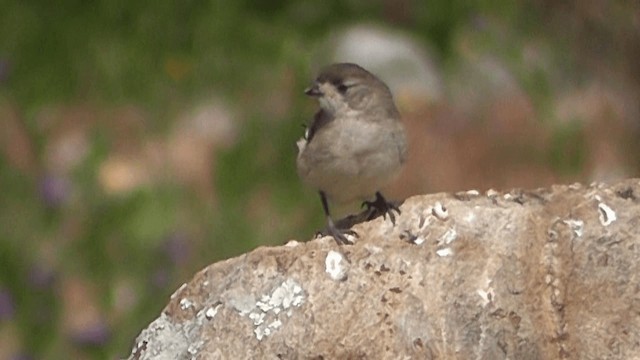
[{"left": 304, "top": 83, "right": 322, "bottom": 97}]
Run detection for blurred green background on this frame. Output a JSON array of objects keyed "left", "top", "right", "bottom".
[{"left": 1, "top": 0, "right": 639, "bottom": 358}]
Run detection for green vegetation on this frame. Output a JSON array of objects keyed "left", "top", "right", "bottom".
[{"left": 1, "top": 1, "right": 637, "bottom": 358}]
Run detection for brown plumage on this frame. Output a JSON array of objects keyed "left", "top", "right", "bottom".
[{"left": 296, "top": 63, "right": 407, "bottom": 244}]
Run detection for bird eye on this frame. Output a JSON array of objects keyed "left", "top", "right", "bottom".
[{"left": 336, "top": 84, "right": 349, "bottom": 94}]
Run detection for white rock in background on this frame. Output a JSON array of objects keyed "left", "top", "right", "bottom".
[{"left": 327, "top": 24, "right": 443, "bottom": 106}]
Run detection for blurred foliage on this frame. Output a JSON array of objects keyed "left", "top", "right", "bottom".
[{"left": 0, "top": 0, "right": 638, "bottom": 359}]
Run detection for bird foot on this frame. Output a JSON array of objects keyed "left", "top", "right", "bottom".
[
  {"left": 362, "top": 192, "right": 401, "bottom": 225},
  {"left": 316, "top": 225, "right": 358, "bottom": 245}
]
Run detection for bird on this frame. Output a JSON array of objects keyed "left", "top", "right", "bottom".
[{"left": 296, "top": 63, "right": 408, "bottom": 245}]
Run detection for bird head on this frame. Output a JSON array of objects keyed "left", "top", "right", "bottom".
[{"left": 305, "top": 63, "right": 396, "bottom": 117}]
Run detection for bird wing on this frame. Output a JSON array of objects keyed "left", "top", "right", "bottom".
[{"left": 305, "top": 109, "right": 333, "bottom": 143}]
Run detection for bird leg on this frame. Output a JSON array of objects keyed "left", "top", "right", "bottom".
[
  {"left": 319, "top": 191, "right": 357, "bottom": 245},
  {"left": 362, "top": 191, "right": 401, "bottom": 225}
]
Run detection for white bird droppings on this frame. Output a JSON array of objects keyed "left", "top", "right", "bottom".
[
  {"left": 205, "top": 304, "right": 221, "bottom": 320},
  {"left": 439, "top": 228, "right": 458, "bottom": 245},
  {"left": 486, "top": 189, "right": 499, "bottom": 198},
  {"left": 477, "top": 288, "right": 494, "bottom": 307},
  {"left": 432, "top": 201, "right": 448, "bottom": 220},
  {"left": 436, "top": 248, "right": 453, "bottom": 257},
  {"left": 598, "top": 203, "right": 617, "bottom": 226},
  {"left": 413, "top": 236, "right": 426, "bottom": 245},
  {"left": 179, "top": 298, "right": 194, "bottom": 310},
  {"left": 325, "top": 250, "right": 348, "bottom": 281},
  {"left": 563, "top": 219, "right": 584, "bottom": 237}
]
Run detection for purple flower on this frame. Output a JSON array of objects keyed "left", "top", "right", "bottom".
[
  {"left": 163, "top": 232, "right": 191, "bottom": 265},
  {"left": 471, "top": 14, "right": 488, "bottom": 31},
  {"left": 70, "top": 321, "right": 110, "bottom": 347},
  {"left": 38, "top": 175, "right": 70, "bottom": 208},
  {"left": 0, "top": 57, "right": 10, "bottom": 84},
  {"left": 28, "top": 265, "right": 56, "bottom": 291},
  {"left": 11, "top": 354, "right": 34, "bottom": 360},
  {"left": 152, "top": 268, "right": 169, "bottom": 289},
  {"left": 0, "top": 289, "right": 14, "bottom": 320}
]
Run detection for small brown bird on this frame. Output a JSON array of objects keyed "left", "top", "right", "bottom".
[{"left": 296, "top": 63, "right": 408, "bottom": 244}]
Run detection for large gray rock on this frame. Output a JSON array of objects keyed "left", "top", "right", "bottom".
[{"left": 129, "top": 179, "right": 640, "bottom": 359}]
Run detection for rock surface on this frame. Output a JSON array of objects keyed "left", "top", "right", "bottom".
[{"left": 129, "top": 179, "right": 640, "bottom": 359}]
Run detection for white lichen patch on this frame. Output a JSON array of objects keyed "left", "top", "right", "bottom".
[
  {"left": 254, "top": 326, "right": 271, "bottom": 341},
  {"left": 269, "top": 279, "right": 304, "bottom": 309},
  {"left": 598, "top": 202, "right": 617, "bottom": 226},
  {"left": 249, "top": 311, "right": 265, "bottom": 326},
  {"left": 187, "top": 340, "right": 204, "bottom": 356},
  {"left": 268, "top": 319, "right": 282, "bottom": 329},
  {"left": 256, "top": 295, "right": 273, "bottom": 312},
  {"left": 228, "top": 291, "right": 257, "bottom": 316},
  {"left": 563, "top": 219, "right": 584, "bottom": 237},
  {"left": 436, "top": 247, "right": 453, "bottom": 257},
  {"left": 432, "top": 201, "right": 448, "bottom": 220},
  {"left": 325, "top": 250, "right": 349, "bottom": 281},
  {"left": 248, "top": 279, "right": 305, "bottom": 341}
]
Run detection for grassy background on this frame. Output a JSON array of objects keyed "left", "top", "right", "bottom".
[{"left": 1, "top": 1, "right": 639, "bottom": 358}]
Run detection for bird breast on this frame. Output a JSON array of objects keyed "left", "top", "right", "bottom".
[{"left": 296, "top": 114, "right": 406, "bottom": 203}]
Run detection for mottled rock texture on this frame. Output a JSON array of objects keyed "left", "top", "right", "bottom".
[{"left": 129, "top": 179, "right": 640, "bottom": 359}]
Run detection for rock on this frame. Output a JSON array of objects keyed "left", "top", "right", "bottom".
[
  {"left": 326, "top": 24, "right": 443, "bottom": 107},
  {"left": 128, "top": 178, "right": 640, "bottom": 359}
]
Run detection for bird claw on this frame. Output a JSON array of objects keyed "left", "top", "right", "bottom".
[
  {"left": 317, "top": 226, "right": 358, "bottom": 245},
  {"left": 362, "top": 192, "right": 401, "bottom": 225},
  {"left": 330, "top": 227, "right": 358, "bottom": 245}
]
